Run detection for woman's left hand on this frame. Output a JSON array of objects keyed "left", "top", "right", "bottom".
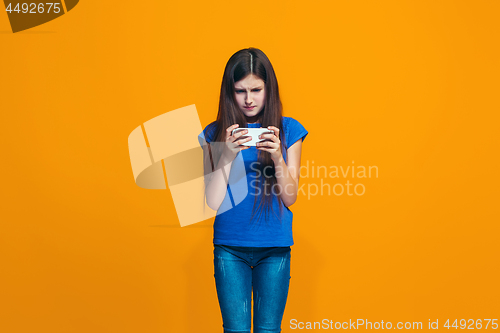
[{"left": 256, "top": 126, "right": 282, "bottom": 163}]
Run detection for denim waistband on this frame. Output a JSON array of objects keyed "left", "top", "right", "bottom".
[{"left": 215, "top": 244, "right": 291, "bottom": 252}]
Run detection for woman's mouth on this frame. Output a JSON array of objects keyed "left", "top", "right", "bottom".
[{"left": 244, "top": 106, "right": 256, "bottom": 110}]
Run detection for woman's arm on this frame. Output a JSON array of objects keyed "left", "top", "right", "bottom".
[
  {"left": 257, "top": 125, "right": 304, "bottom": 207},
  {"left": 203, "top": 125, "right": 251, "bottom": 211},
  {"left": 204, "top": 146, "right": 236, "bottom": 211},
  {"left": 272, "top": 139, "right": 303, "bottom": 207}
]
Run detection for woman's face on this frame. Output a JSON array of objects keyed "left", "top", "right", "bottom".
[{"left": 234, "top": 74, "right": 266, "bottom": 122}]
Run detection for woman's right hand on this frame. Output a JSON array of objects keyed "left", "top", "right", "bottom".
[{"left": 222, "top": 124, "right": 251, "bottom": 160}]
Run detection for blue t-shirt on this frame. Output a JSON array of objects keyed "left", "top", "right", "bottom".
[{"left": 197, "top": 116, "right": 308, "bottom": 247}]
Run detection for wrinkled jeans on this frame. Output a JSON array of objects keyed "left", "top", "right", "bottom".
[{"left": 214, "top": 244, "right": 291, "bottom": 333}]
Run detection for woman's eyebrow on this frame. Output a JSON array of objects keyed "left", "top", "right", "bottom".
[{"left": 234, "top": 86, "right": 264, "bottom": 89}]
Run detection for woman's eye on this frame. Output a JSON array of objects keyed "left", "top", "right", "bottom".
[{"left": 252, "top": 89, "right": 262, "bottom": 92}]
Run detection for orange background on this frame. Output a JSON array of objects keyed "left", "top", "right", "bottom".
[{"left": 1, "top": 1, "right": 499, "bottom": 332}]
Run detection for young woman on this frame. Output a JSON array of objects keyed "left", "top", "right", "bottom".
[{"left": 198, "top": 47, "right": 308, "bottom": 333}]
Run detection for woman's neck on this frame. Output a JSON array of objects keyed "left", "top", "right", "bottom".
[{"left": 245, "top": 114, "right": 261, "bottom": 124}]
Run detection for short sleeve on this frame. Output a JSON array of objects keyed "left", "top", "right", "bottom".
[
  {"left": 198, "top": 130, "right": 208, "bottom": 148},
  {"left": 285, "top": 117, "right": 308, "bottom": 149},
  {"left": 198, "top": 122, "right": 217, "bottom": 148}
]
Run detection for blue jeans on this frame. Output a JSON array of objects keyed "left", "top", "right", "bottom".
[{"left": 213, "top": 244, "right": 291, "bottom": 333}]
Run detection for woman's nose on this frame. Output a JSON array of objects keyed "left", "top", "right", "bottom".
[{"left": 246, "top": 93, "right": 253, "bottom": 103}]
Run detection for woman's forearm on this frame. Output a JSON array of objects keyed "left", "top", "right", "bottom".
[
  {"left": 272, "top": 155, "right": 298, "bottom": 207},
  {"left": 205, "top": 152, "right": 235, "bottom": 211}
]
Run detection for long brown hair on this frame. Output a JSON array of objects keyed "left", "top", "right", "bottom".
[{"left": 202, "top": 47, "right": 287, "bottom": 225}]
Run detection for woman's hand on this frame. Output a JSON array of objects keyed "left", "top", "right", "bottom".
[
  {"left": 222, "top": 124, "right": 251, "bottom": 160},
  {"left": 256, "top": 126, "right": 282, "bottom": 163}
]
